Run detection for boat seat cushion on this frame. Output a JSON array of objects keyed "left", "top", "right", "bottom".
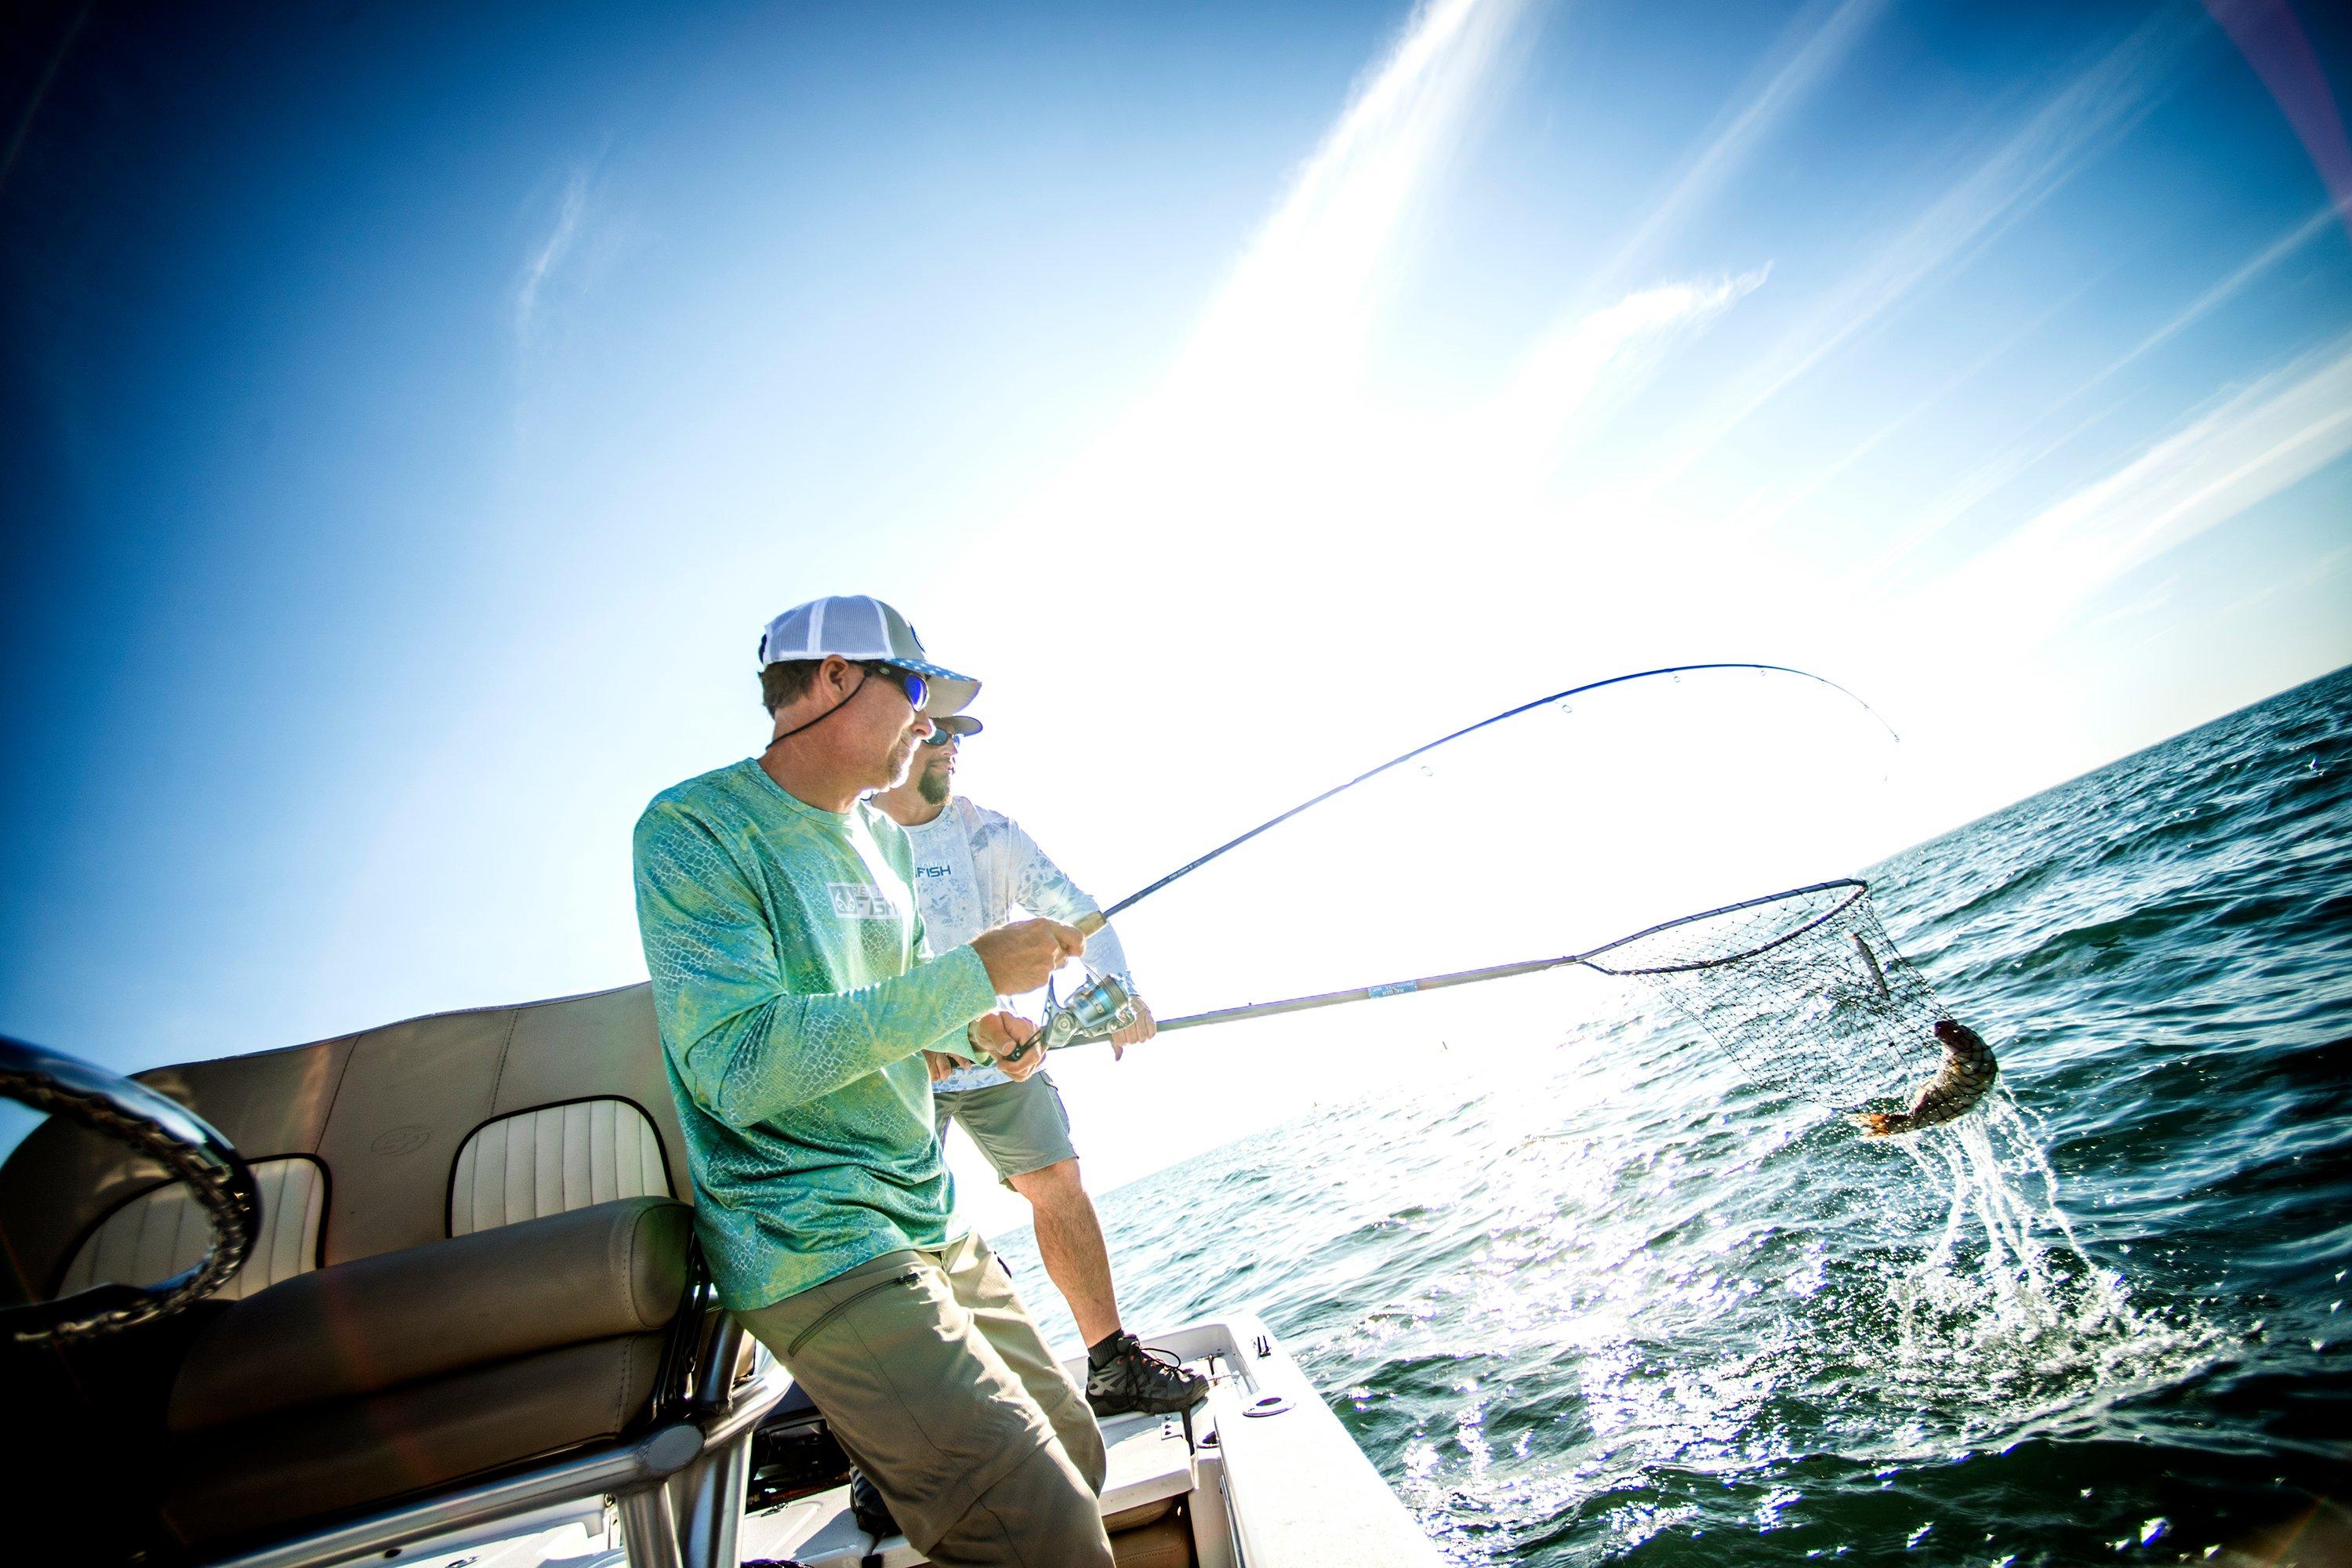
[
  {"left": 162, "top": 1331, "right": 666, "bottom": 1546},
  {"left": 58, "top": 1156, "right": 326, "bottom": 1302},
  {"left": 449, "top": 1099, "right": 672, "bottom": 1236},
  {"left": 169, "top": 1196, "right": 691, "bottom": 1432}
]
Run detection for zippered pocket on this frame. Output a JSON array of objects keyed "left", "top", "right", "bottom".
[{"left": 786, "top": 1268, "right": 924, "bottom": 1357}]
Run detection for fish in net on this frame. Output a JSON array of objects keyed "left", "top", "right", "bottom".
[{"left": 1577, "top": 879, "right": 1998, "bottom": 1134}]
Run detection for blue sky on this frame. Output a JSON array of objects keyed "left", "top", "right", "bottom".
[{"left": 4, "top": 0, "right": 2348, "bottom": 1197}]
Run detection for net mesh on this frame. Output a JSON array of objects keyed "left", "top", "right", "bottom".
[{"left": 1578, "top": 880, "right": 1951, "bottom": 1112}]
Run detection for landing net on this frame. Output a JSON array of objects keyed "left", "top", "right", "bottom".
[{"left": 1578, "top": 880, "right": 1951, "bottom": 1112}]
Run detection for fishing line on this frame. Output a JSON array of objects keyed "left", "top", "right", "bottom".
[
  {"left": 1074, "top": 661, "right": 1897, "bottom": 931},
  {"left": 1043, "top": 666, "right": 1996, "bottom": 1130}
]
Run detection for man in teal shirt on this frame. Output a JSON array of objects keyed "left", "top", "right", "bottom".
[{"left": 633, "top": 594, "right": 1112, "bottom": 1567}]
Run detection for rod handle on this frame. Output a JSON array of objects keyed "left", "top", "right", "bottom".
[{"left": 1073, "top": 911, "right": 1106, "bottom": 939}]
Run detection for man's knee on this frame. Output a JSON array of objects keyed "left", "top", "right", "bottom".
[
  {"left": 951, "top": 1438, "right": 1113, "bottom": 1567},
  {"left": 1008, "top": 1156, "right": 1084, "bottom": 1207}
]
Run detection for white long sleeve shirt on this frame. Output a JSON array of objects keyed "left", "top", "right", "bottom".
[{"left": 901, "top": 794, "right": 1137, "bottom": 1094}]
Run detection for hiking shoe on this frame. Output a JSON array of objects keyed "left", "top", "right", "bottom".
[
  {"left": 848, "top": 1468, "right": 901, "bottom": 1541},
  {"left": 1085, "top": 1334, "right": 1207, "bottom": 1416}
]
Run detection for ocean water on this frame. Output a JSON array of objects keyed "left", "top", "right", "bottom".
[{"left": 996, "top": 666, "right": 2352, "bottom": 1566}]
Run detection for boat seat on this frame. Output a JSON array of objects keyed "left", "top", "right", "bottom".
[
  {"left": 168, "top": 1196, "right": 691, "bottom": 1431},
  {"left": 0, "top": 985, "right": 791, "bottom": 1568},
  {"left": 160, "top": 1196, "right": 690, "bottom": 1544},
  {"left": 165, "top": 1330, "right": 669, "bottom": 1544}
]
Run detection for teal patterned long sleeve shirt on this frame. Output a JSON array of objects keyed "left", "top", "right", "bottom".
[{"left": 633, "top": 758, "right": 998, "bottom": 1308}]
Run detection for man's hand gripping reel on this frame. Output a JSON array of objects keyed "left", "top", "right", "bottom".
[{"left": 1022, "top": 911, "right": 1133, "bottom": 1051}]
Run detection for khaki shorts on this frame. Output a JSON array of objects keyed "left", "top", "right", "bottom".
[
  {"left": 735, "top": 1229, "right": 1110, "bottom": 1567},
  {"left": 935, "top": 1072, "right": 1079, "bottom": 1185}
]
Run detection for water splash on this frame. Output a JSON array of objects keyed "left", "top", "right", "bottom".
[{"left": 1882, "top": 1093, "right": 2216, "bottom": 1426}]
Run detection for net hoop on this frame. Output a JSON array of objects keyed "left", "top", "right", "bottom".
[
  {"left": 1577, "top": 878, "right": 1869, "bottom": 976},
  {"left": 1577, "top": 878, "right": 1955, "bottom": 1114}
]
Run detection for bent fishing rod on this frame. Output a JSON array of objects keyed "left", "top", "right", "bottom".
[
  {"left": 1066, "top": 659, "right": 1894, "bottom": 942},
  {"left": 1032, "top": 661, "right": 1898, "bottom": 1051}
]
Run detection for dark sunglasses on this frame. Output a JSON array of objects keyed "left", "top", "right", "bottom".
[
  {"left": 861, "top": 662, "right": 929, "bottom": 711},
  {"left": 920, "top": 728, "right": 964, "bottom": 748}
]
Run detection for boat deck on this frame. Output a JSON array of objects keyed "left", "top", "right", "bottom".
[
  {"left": 399, "top": 1313, "right": 1435, "bottom": 1568},
  {"left": 746, "top": 1398, "right": 1204, "bottom": 1566}
]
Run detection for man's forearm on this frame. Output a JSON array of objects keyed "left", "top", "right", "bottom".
[{"left": 676, "top": 946, "right": 995, "bottom": 1125}]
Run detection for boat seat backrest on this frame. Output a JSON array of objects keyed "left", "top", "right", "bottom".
[
  {"left": 58, "top": 1156, "right": 328, "bottom": 1302},
  {"left": 0, "top": 982, "right": 689, "bottom": 1305},
  {"left": 449, "top": 1101, "right": 671, "bottom": 1236}
]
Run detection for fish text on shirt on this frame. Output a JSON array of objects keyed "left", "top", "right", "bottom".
[{"left": 826, "top": 884, "right": 902, "bottom": 920}]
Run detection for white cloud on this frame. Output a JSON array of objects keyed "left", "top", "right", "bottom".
[
  {"left": 514, "top": 166, "right": 593, "bottom": 346},
  {"left": 1467, "top": 269, "right": 1769, "bottom": 470},
  {"left": 977, "top": 0, "right": 1761, "bottom": 699},
  {"left": 1906, "top": 332, "right": 2352, "bottom": 649},
  {"left": 1722, "top": 278, "right": 2091, "bottom": 542},
  {"left": 1644, "top": 13, "right": 2199, "bottom": 491},
  {"left": 1854, "top": 197, "right": 2352, "bottom": 573},
  {"left": 2219, "top": 539, "right": 2352, "bottom": 618},
  {"left": 2065, "top": 197, "right": 2349, "bottom": 406},
  {"left": 1585, "top": 0, "right": 1886, "bottom": 300},
  {"left": 1165, "top": 0, "right": 1531, "bottom": 408}
]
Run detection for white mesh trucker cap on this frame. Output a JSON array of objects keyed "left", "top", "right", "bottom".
[{"left": 757, "top": 595, "right": 980, "bottom": 718}]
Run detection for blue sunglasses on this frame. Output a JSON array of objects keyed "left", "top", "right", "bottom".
[{"left": 862, "top": 662, "right": 928, "bottom": 711}]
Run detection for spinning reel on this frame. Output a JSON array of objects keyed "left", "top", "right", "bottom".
[{"left": 1036, "top": 972, "right": 1138, "bottom": 1052}]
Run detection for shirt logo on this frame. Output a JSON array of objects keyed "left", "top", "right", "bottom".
[
  {"left": 828, "top": 882, "right": 902, "bottom": 920},
  {"left": 913, "top": 863, "right": 950, "bottom": 878}
]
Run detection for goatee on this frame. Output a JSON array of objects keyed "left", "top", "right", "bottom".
[{"left": 917, "top": 769, "right": 951, "bottom": 806}]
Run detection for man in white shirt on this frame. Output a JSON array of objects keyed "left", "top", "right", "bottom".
[{"left": 873, "top": 717, "right": 1208, "bottom": 1417}]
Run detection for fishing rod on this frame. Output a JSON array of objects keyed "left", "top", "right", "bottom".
[
  {"left": 1066, "top": 660, "right": 1897, "bottom": 942},
  {"left": 1045, "top": 953, "right": 1577, "bottom": 1047}
]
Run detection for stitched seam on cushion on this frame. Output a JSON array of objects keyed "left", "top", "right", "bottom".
[
  {"left": 619, "top": 1203, "right": 646, "bottom": 1328},
  {"left": 487, "top": 1010, "right": 524, "bottom": 1110},
  {"left": 623, "top": 1205, "right": 642, "bottom": 1328},
  {"left": 311, "top": 1040, "right": 361, "bottom": 1154},
  {"left": 626, "top": 1202, "right": 677, "bottom": 1330}
]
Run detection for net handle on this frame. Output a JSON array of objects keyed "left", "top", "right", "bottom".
[{"left": 1575, "top": 878, "right": 1869, "bottom": 977}]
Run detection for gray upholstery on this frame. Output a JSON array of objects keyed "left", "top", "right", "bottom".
[
  {"left": 162, "top": 1333, "right": 667, "bottom": 1545},
  {"left": 58, "top": 1156, "right": 325, "bottom": 1302},
  {"left": 0, "top": 1034, "right": 354, "bottom": 1305},
  {"left": 309, "top": 985, "right": 688, "bottom": 1269},
  {"left": 171, "top": 1196, "right": 691, "bottom": 1432},
  {"left": 0, "top": 984, "right": 731, "bottom": 1555},
  {"left": 451, "top": 1099, "right": 671, "bottom": 1236},
  {"left": 0, "top": 982, "right": 688, "bottom": 1305}
]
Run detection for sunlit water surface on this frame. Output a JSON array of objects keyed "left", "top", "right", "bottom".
[{"left": 996, "top": 667, "right": 2352, "bottom": 1565}]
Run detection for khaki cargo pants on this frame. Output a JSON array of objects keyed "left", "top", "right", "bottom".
[{"left": 737, "top": 1230, "right": 1112, "bottom": 1568}]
